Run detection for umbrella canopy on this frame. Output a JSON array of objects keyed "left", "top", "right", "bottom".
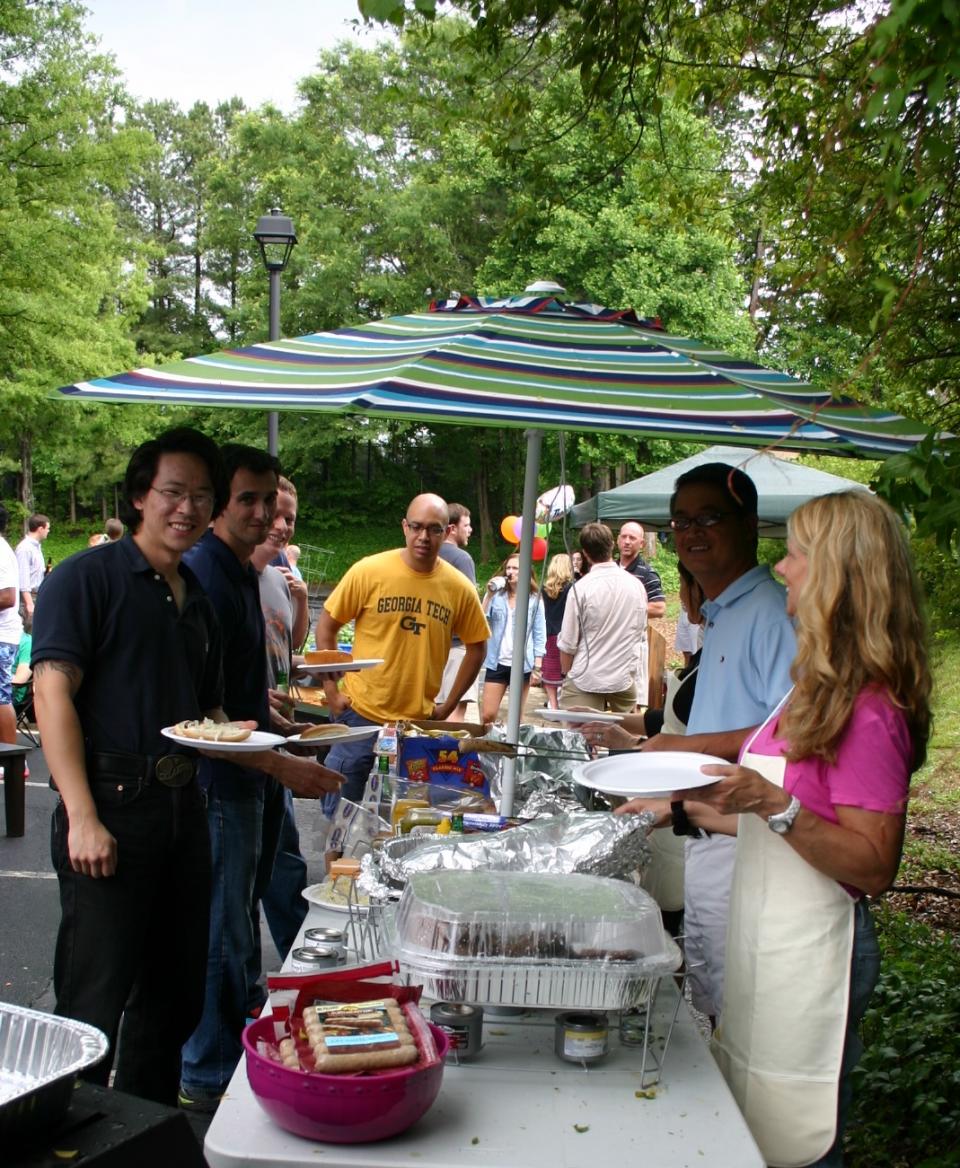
[
  {"left": 57, "top": 291, "right": 937, "bottom": 813},
  {"left": 569, "top": 445, "right": 872, "bottom": 536},
  {"left": 59, "top": 293, "right": 933, "bottom": 457}
]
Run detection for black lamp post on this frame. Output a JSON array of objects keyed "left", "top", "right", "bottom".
[{"left": 253, "top": 207, "right": 298, "bottom": 455}]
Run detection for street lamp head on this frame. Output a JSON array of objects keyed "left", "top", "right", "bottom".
[{"left": 253, "top": 207, "right": 298, "bottom": 271}]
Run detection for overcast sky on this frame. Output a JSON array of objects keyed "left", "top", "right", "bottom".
[{"left": 82, "top": 0, "right": 390, "bottom": 112}]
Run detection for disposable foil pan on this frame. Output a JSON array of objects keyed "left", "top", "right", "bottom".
[
  {"left": 0, "top": 1003, "right": 109, "bottom": 1143},
  {"left": 394, "top": 956, "right": 667, "bottom": 1012}
]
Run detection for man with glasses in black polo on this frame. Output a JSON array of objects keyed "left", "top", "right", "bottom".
[
  {"left": 315, "top": 493, "right": 489, "bottom": 805},
  {"left": 32, "top": 428, "right": 229, "bottom": 1107}
]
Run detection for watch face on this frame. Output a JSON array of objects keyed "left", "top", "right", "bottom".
[{"left": 768, "top": 796, "right": 800, "bottom": 834}]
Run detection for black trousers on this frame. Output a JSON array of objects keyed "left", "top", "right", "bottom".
[{"left": 50, "top": 778, "right": 211, "bottom": 1107}]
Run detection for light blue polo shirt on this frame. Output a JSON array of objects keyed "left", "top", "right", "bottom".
[{"left": 687, "top": 564, "right": 796, "bottom": 735}]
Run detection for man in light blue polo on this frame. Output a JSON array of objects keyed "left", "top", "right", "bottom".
[{"left": 647, "top": 463, "right": 796, "bottom": 1020}]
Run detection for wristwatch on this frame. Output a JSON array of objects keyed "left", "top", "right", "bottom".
[{"left": 767, "top": 794, "right": 802, "bottom": 835}]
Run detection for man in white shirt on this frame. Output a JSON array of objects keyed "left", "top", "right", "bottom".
[
  {"left": 558, "top": 522, "right": 647, "bottom": 713},
  {"left": 15, "top": 513, "right": 49, "bottom": 618},
  {"left": 250, "top": 476, "right": 311, "bottom": 959},
  {"left": 0, "top": 504, "right": 23, "bottom": 745}
]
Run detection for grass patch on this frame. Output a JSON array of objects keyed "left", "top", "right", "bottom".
[{"left": 899, "top": 838, "right": 960, "bottom": 881}]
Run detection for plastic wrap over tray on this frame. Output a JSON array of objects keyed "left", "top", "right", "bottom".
[
  {"left": 375, "top": 810, "right": 654, "bottom": 888},
  {"left": 385, "top": 871, "right": 681, "bottom": 1010},
  {"left": 0, "top": 1002, "right": 108, "bottom": 1142}
]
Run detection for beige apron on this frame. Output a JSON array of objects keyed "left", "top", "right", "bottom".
[
  {"left": 638, "top": 666, "right": 695, "bottom": 911},
  {"left": 712, "top": 700, "right": 854, "bottom": 1167}
]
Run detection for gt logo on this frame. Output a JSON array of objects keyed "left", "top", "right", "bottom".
[{"left": 400, "top": 614, "right": 427, "bottom": 636}]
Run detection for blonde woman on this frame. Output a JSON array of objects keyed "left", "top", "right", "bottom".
[
  {"left": 481, "top": 553, "right": 546, "bottom": 724},
  {"left": 618, "top": 491, "right": 931, "bottom": 1167},
  {"left": 540, "top": 553, "right": 575, "bottom": 708}
]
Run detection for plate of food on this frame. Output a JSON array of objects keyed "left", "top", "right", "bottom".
[
  {"left": 295, "top": 650, "right": 385, "bottom": 675},
  {"left": 536, "top": 708, "right": 624, "bottom": 725},
  {"left": 574, "top": 751, "right": 728, "bottom": 798},
  {"left": 286, "top": 723, "right": 382, "bottom": 746},
  {"left": 161, "top": 720, "right": 286, "bottom": 752},
  {"left": 302, "top": 878, "right": 371, "bottom": 914}
]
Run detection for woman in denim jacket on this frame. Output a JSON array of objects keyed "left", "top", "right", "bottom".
[{"left": 480, "top": 552, "right": 546, "bottom": 724}]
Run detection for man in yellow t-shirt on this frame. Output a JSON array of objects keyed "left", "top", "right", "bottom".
[{"left": 315, "top": 493, "right": 489, "bottom": 801}]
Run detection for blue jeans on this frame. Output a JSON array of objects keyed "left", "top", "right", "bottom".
[
  {"left": 321, "top": 707, "right": 378, "bottom": 815},
  {"left": 259, "top": 786, "right": 307, "bottom": 959},
  {"left": 180, "top": 777, "right": 282, "bottom": 1097},
  {"left": 51, "top": 778, "right": 210, "bottom": 1107},
  {"left": 810, "top": 896, "right": 881, "bottom": 1167}
]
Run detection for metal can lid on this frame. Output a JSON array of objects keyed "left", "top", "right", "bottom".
[
  {"left": 291, "top": 945, "right": 339, "bottom": 965},
  {"left": 304, "top": 927, "right": 345, "bottom": 944}
]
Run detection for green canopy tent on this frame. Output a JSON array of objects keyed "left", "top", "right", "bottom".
[
  {"left": 57, "top": 290, "right": 939, "bottom": 811},
  {"left": 569, "top": 445, "right": 871, "bottom": 537}
]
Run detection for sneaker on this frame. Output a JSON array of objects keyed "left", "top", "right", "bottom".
[{"left": 177, "top": 1086, "right": 223, "bottom": 1114}]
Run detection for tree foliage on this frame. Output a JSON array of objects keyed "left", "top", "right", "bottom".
[{"left": 0, "top": 0, "right": 154, "bottom": 509}]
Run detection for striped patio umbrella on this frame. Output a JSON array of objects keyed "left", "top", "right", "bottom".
[
  {"left": 58, "top": 291, "right": 937, "bottom": 811},
  {"left": 59, "top": 292, "right": 932, "bottom": 456}
]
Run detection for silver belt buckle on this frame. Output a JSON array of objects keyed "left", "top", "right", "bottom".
[{"left": 155, "top": 755, "right": 195, "bottom": 787}]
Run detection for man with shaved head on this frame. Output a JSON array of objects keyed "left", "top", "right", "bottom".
[
  {"left": 315, "top": 493, "right": 490, "bottom": 803},
  {"left": 617, "top": 520, "right": 666, "bottom": 705}
]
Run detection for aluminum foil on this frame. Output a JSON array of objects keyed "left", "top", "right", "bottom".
[
  {"left": 372, "top": 810, "right": 653, "bottom": 886},
  {"left": 0, "top": 1003, "right": 108, "bottom": 1141},
  {"left": 481, "top": 724, "right": 611, "bottom": 817}
]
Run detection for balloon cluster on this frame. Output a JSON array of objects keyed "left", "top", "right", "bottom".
[
  {"left": 499, "top": 514, "right": 549, "bottom": 561},
  {"left": 498, "top": 485, "right": 575, "bottom": 563}
]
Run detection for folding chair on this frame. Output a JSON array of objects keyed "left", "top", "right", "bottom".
[{"left": 14, "top": 675, "right": 39, "bottom": 747}]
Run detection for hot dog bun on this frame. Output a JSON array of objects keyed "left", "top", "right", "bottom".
[
  {"left": 304, "top": 649, "right": 353, "bottom": 665},
  {"left": 172, "top": 718, "right": 252, "bottom": 743},
  {"left": 298, "top": 722, "right": 347, "bottom": 740}
]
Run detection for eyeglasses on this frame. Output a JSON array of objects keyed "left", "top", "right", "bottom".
[
  {"left": 669, "top": 511, "right": 730, "bottom": 532},
  {"left": 404, "top": 519, "right": 446, "bottom": 537},
  {"left": 151, "top": 486, "right": 216, "bottom": 510}
]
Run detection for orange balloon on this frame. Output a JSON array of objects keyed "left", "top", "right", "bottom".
[{"left": 500, "top": 515, "right": 520, "bottom": 543}]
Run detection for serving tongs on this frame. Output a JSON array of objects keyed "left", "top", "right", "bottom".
[{"left": 458, "top": 736, "right": 595, "bottom": 762}]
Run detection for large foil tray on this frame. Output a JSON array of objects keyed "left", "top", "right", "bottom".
[
  {"left": 383, "top": 871, "right": 682, "bottom": 1011},
  {"left": 391, "top": 953, "right": 670, "bottom": 1011},
  {"left": 0, "top": 1003, "right": 109, "bottom": 1143}
]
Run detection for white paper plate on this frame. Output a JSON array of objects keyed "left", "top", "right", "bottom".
[
  {"left": 286, "top": 724, "right": 381, "bottom": 746},
  {"left": 302, "top": 880, "right": 370, "bottom": 915},
  {"left": 536, "top": 708, "right": 624, "bottom": 725},
  {"left": 295, "top": 658, "right": 385, "bottom": 675},
  {"left": 160, "top": 727, "right": 286, "bottom": 752},
  {"left": 574, "top": 751, "right": 729, "bottom": 798}
]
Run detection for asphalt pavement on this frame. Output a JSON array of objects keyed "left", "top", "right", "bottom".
[{"left": 0, "top": 736, "right": 59, "bottom": 1011}]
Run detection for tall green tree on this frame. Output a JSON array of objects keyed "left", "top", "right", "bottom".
[
  {"left": 361, "top": 0, "right": 960, "bottom": 548},
  {"left": 0, "top": 0, "right": 152, "bottom": 513}
]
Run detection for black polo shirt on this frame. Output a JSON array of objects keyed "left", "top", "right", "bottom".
[
  {"left": 31, "top": 536, "right": 223, "bottom": 757},
  {"left": 621, "top": 556, "right": 666, "bottom": 605},
  {"left": 184, "top": 531, "right": 269, "bottom": 791}
]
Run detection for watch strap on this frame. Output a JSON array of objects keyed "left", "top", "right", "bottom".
[{"left": 671, "top": 800, "right": 703, "bottom": 838}]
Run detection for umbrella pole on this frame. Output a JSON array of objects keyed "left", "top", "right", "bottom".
[{"left": 500, "top": 428, "right": 543, "bottom": 817}]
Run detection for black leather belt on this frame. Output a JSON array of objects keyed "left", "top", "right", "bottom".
[{"left": 87, "top": 751, "right": 197, "bottom": 788}]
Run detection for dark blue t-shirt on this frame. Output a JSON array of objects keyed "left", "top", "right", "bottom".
[
  {"left": 185, "top": 531, "right": 269, "bottom": 790},
  {"left": 31, "top": 536, "right": 223, "bottom": 758}
]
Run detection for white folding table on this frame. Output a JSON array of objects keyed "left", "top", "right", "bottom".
[{"left": 205, "top": 904, "right": 763, "bottom": 1168}]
